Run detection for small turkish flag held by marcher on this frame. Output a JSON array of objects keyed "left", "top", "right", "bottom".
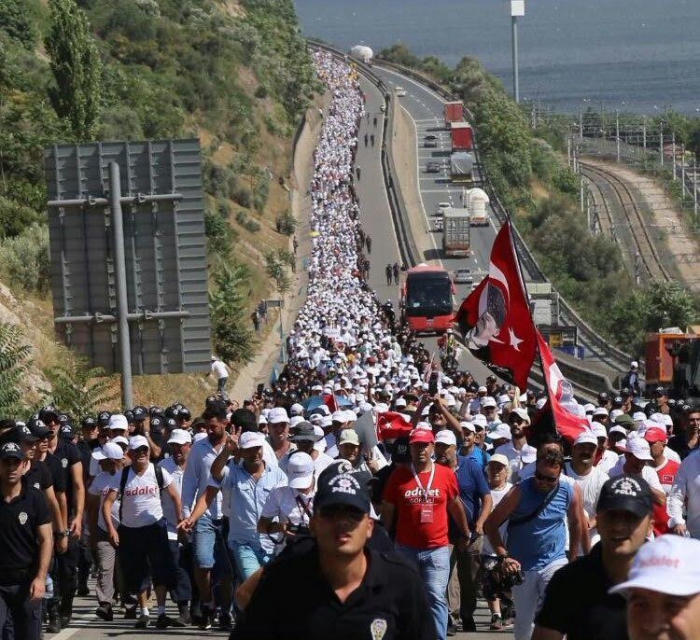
[
  {"left": 376, "top": 412, "right": 414, "bottom": 442},
  {"left": 454, "top": 219, "right": 537, "bottom": 389},
  {"left": 536, "top": 330, "right": 589, "bottom": 443}
]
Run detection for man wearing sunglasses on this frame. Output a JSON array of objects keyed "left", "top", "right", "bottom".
[
  {"left": 232, "top": 460, "right": 434, "bottom": 640},
  {"left": 484, "top": 449, "right": 583, "bottom": 640}
]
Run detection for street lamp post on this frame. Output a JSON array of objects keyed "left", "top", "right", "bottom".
[{"left": 511, "top": 1, "right": 525, "bottom": 103}]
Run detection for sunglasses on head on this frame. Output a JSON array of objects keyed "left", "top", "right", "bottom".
[{"left": 535, "top": 471, "right": 559, "bottom": 483}]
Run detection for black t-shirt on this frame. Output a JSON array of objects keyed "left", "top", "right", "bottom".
[
  {"left": 24, "top": 460, "right": 53, "bottom": 492},
  {"left": 53, "top": 440, "right": 81, "bottom": 515},
  {"left": 0, "top": 480, "right": 51, "bottom": 584},
  {"left": 535, "top": 544, "right": 628, "bottom": 640},
  {"left": 667, "top": 433, "right": 699, "bottom": 461},
  {"left": 43, "top": 453, "right": 67, "bottom": 494},
  {"left": 232, "top": 546, "right": 435, "bottom": 640}
]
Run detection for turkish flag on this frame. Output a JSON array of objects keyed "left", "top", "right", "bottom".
[
  {"left": 453, "top": 220, "right": 537, "bottom": 389},
  {"left": 323, "top": 394, "right": 338, "bottom": 413},
  {"left": 376, "top": 412, "right": 414, "bottom": 442},
  {"left": 536, "top": 330, "right": 589, "bottom": 443}
]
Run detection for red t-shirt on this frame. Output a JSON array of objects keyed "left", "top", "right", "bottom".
[
  {"left": 383, "top": 463, "right": 458, "bottom": 549},
  {"left": 655, "top": 458, "right": 680, "bottom": 493}
]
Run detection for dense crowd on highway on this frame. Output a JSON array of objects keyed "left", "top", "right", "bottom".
[{"left": 1, "top": 51, "right": 699, "bottom": 640}]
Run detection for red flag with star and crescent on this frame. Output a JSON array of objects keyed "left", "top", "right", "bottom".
[
  {"left": 536, "top": 330, "right": 589, "bottom": 443},
  {"left": 453, "top": 219, "right": 537, "bottom": 389}
]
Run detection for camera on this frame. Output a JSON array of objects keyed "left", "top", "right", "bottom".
[{"left": 481, "top": 556, "right": 524, "bottom": 600}]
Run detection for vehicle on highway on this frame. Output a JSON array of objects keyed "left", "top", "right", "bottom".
[
  {"left": 401, "top": 263, "right": 454, "bottom": 334},
  {"left": 443, "top": 208, "right": 471, "bottom": 258},
  {"left": 453, "top": 268, "right": 473, "bottom": 284},
  {"left": 425, "top": 161, "right": 442, "bottom": 173},
  {"left": 433, "top": 217, "right": 444, "bottom": 231},
  {"left": 395, "top": 86, "right": 407, "bottom": 97},
  {"left": 435, "top": 202, "right": 451, "bottom": 216},
  {"left": 424, "top": 135, "right": 438, "bottom": 148}
]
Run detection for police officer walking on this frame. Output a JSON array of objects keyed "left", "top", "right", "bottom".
[
  {"left": 0, "top": 442, "right": 53, "bottom": 640},
  {"left": 232, "top": 460, "right": 435, "bottom": 640}
]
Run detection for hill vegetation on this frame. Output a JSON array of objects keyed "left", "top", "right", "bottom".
[
  {"left": 0, "top": 0, "right": 317, "bottom": 411},
  {"left": 378, "top": 44, "right": 699, "bottom": 356}
]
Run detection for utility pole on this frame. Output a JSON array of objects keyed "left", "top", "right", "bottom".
[
  {"left": 510, "top": 1, "right": 525, "bottom": 103},
  {"left": 108, "top": 162, "right": 133, "bottom": 408},
  {"left": 672, "top": 133, "right": 677, "bottom": 180},
  {"left": 694, "top": 162, "right": 698, "bottom": 226},
  {"left": 660, "top": 124, "right": 664, "bottom": 167},
  {"left": 681, "top": 145, "right": 686, "bottom": 202},
  {"left": 616, "top": 110, "right": 621, "bottom": 163}
]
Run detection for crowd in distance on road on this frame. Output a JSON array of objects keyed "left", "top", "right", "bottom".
[{"left": 1, "top": 51, "right": 700, "bottom": 640}]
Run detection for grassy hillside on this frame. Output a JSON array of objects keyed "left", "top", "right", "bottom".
[{"left": 0, "top": 0, "right": 317, "bottom": 411}]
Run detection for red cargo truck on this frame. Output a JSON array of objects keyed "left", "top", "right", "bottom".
[
  {"left": 450, "top": 121, "right": 474, "bottom": 151},
  {"left": 444, "top": 101, "right": 464, "bottom": 128}
]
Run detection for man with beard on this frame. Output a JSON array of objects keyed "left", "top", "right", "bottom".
[
  {"left": 533, "top": 475, "right": 654, "bottom": 640},
  {"left": 564, "top": 432, "right": 609, "bottom": 554},
  {"left": 158, "top": 429, "right": 193, "bottom": 626},
  {"left": 496, "top": 408, "right": 537, "bottom": 484},
  {"left": 181, "top": 401, "right": 233, "bottom": 630}
]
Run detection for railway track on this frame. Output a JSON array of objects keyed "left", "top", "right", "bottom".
[{"left": 580, "top": 161, "right": 671, "bottom": 282}]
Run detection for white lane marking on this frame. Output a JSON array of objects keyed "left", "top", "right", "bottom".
[{"left": 378, "top": 67, "right": 447, "bottom": 104}]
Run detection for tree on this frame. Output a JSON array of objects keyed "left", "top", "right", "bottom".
[
  {"left": 0, "top": 322, "right": 33, "bottom": 418},
  {"left": 45, "top": 0, "right": 102, "bottom": 141},
  {"left": 209, "top": 261, "right": 256, "bottom": 365},
  {"left": 45, "top": 359, "right": 119, "bottom": 418},
  {"left": 0, "top": 0, "right": 38, "bottom": 50}
]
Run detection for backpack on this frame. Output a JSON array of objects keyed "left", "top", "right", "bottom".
[{"left": 118, "top": 464, "right": 165, "bottom": 522}]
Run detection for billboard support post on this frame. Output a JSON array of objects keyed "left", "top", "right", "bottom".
[{"left": 109, "top": 162, "right": 133, "bottom": 408}]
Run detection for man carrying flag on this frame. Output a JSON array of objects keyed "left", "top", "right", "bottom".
[{"left": 454, "top": 220, "right": 537, "bottom": 390}]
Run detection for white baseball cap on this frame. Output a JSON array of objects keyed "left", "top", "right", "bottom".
[
  {"left": 472, "top": 414, "right": 488, "bottom": 428},
  {"left": 591, "top": 422, "right": 608, "bottom": 439},
  {"left": 625, "top": 437, "right": 653, "bottom": 461},
  {"left": 239, "top": 431, "right": 266, "bottom": 449},
  {"left": 609, "top": 425, "right": 628, "bottom": 437},
  {"left": 487, "top": 424, "right": 512, "bottom": 441},
  {"left": 459, "top": 421, "right": 476, "bottom": 433},
  {"left": 481, "top": 397, "right": 497, "bottom": 409},
  {"left": 287, "top": 452, "right": 314, "bottom": 489},
  {"left": 609, "top": 535, "right": 700, "bottom": 596},
  {"left": 268, "top": 407, "right": 289, "bottom": 424},
  {"left": 290, "top": 403, "right": 304, "bottom": 417},
  {"left": 593, "top": 406, "right": 609, "bottom": 417},
  {"left": 435, "top": 430, "right": 457, "bottom": 447},
  {"left": 488, "top": 453, "right": 510, "bottom": 468},
  {"left": 312, "top": 425, "right": 326, "bottom": 452},
  {"left": 111, "top": 435, "right": 129, "bottom": 447},
  {"left": 290, "top": 416, "right": 305, "bottom": 428},
  {"left": 338, "top": 429, "right": 360, "bottom": 446},
  {"left": 167, "top": 429, "right": 192, "bottom": 446},
  {"left": 509, "top": 408, "right": 530, "bottom": 424},
  {"left": 632, "top": 411, "right": 647, "bottom": 423},
  {"left": 92, "top": 442, "right": 124, "bottom": 460},
  {"left": 129, "top": 435, "right": 150, "bottom": 450},
  {"left": 394, "top": 398, "right": 407, "bottom": 408},
  {"left": 574, "top": 431, "right": 598, "bottom": 447},
  {"left": 108, "top": 414, "right": 128, "bottom": 431}
]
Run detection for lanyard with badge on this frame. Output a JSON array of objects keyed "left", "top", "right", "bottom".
[{"left": 411, "top": 463, "right": 436, "bottom": 524}]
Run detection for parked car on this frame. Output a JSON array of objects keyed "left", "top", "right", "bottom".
[
  {"left": 425, "top": 161, "right": 442, "bottom": 173},
  {"left": 453, "top": 268, "right": 473, "bottom": 284},
  {"left": 395, "top": 86, "right": 407, "bottom": 97},
  {"left": 424, "top": 135, "right": 438, "bottom": 148},
  {"left": 434, "top": 202, "right": 451, "bottom": 216}
]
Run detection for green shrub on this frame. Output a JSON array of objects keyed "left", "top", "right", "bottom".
[
  {"left": 235, "top": 210, "right": 261, "bottom": 233},
  {"left": 0, "top": 223, "right": 50, "bottom": 294},
  {"left": 0, "top": 322, "right": 33, "bottom": 418}
]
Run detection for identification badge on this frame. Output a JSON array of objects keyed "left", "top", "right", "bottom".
[{"left": 420, "top": 503, "right": 434, "bottom": 524}]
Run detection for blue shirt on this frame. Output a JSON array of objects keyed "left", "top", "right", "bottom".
[
  {"left": 455, "top": 455, "right": 491, "bottom": 529},
  {"left": 213, "top": 461, "right": 287, "bottom": 552},
  {"left": 464, "top": 446, "right": 491, "bottom": 470},
  {"left": 507, "top": 477, "right": 573, "bottom": 571}
]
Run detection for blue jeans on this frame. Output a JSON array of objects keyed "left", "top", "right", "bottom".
[
  {"left": 228, "top": 541, "right": 271, "bottom": 581},
  {"left": 396, "top": 544, "right": 450, "bottom": 640},
  {"left": 193, "top": 515, "right": 232, "bottom": 579}
]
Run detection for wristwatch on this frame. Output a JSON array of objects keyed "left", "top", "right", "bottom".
[{"left": 56, "top": 530, "right": 70, "bottom": 539}]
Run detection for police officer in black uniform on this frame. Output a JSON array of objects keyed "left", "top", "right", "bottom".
[
  {"left": 0, "top": 441, "right": 53, "bottom": 640},
  {"left": 232, "top": 461, "right": 435, "bottom": 640},
  {"left": 41, "top": 406, "right": 85, "bottom": 629}
]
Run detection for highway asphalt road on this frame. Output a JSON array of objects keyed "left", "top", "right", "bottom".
[{"left": 374, "top": 65, "right": 622, "bottom": 384}]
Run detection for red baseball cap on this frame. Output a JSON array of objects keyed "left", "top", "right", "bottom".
[
  {"left": 644, "top": 427, "right": 668, "bottom": 444},
  {"left": 409, "top": 428, "right": 435, "bottom": 445}
]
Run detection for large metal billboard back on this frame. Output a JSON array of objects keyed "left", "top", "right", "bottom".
[{"left": 45, "top": 139, "right": 211, "bottom": 375}]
